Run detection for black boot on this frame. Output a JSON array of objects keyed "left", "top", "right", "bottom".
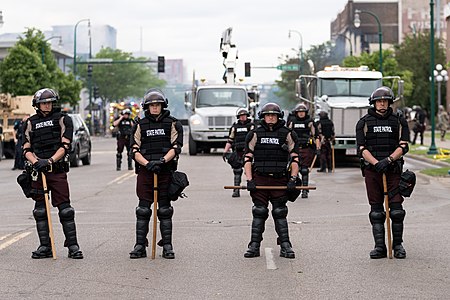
[
  {"left": 369, "top": 211, "right": 387, "bottom": 259},
  {"left": 300, "top": 169, "right": 309, "bottom": 198},
  {"left": 317, "top": 159, "right": 327, "bottom": 172},
  {"left": 158, "top": 206, "right": 175, "bottom": 259},
  {"left": 59, "top": 206, "right": 83, "bottom": 259},
  {"left": 32, "top": 207, "right": 52, "bottom": 259},
  {"left": 130, "top": 206, "right": 151, "bottom": 259},
  {"left": 232, "top": 170, "right": 242, "bottom": 198},
  {"left": 127, "top": 155, "right": 133, "bottom": 171},
  {"left": 116, "top": 153, "right": 122, "bottom": 171},
  {"left": 273, "top": 201, "right": 295, "bottom": 259},
  {"left": 391, "top": 208, "right": 406, "bottom": 259},
  {"left": 244, "top": 206, "right": 268, "bottom": 258}
]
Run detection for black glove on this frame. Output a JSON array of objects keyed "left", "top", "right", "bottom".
[
  {"left": 33, "top": 159, "right": 49, "bottom": 172},
  {"left": 146, "top": 158, "right": 165, "bottom": 173},
  {"left": 246, "top": 180, "right": 257, "bottom": 192},
  {"left": 222, "top": 152, "right": 230, "bottom": 162},
  {"left": 316, "top": 149, "right": 321, "bottom": 156},
  {"left": 374, "top": 157, "right": 391, "bottom": 173},
  {"left": 287, "top": 177, "right": 297, "bottom": 191}
]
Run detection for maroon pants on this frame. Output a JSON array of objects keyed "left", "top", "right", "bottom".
[
  {"left": 364, "top": 168, "right": 403, "bottom": 206},
  {"left": 250, "top": 173, "right": 288, "bottom": 206},
  {"left": 31, "top": 172, "right": 70, "bottom": 207},
  {"left": 299, "top": 147, "right": 314, "bottom": 168},
  {"left": 117, "top": 136, "right": 131, "bottom": 154},
  {"left": 136, "top": 167, "right": 171, "bottom": 206}
]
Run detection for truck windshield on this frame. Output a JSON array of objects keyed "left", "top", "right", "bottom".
[
  {"left": 197, "top": 88, "right": 247, "bottom": 108},
  {"left": 321, "top": 79, "right": 381, "bottom": 97}
]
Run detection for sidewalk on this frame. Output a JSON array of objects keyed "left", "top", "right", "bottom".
[{"left": 408, "top": 131, "right": 450, "bottom": 168}]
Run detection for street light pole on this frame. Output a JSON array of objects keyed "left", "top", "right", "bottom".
[
  {"left": 289, "top": 29, "right": 303, "bottom": 75},
  {"left": 428, "top": 0, "right": 438, "bottom": 154},
  {"left": 41, "top": 36, "right": 62, "bottom": 64},
  {"left": 354, "top": 9, "right": 383, "bottom": 73},
  {"left": 338, "top": 34, "right": 353, "bottom": 56},
  {"left": 73, "top": 18, "right": 90, "bottom": 75}
]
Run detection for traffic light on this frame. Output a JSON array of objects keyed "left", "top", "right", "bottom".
[
  {"left": 157, "top": 56, "right": 165, "bottom": 73},
  {"left": 245, "top": 62, "right": 251, "bottom": 77},
  {"left": 94, "top": 86, "right": 99, "bottom": 99},
  {"left": 87, "top": 64, "right": 93, "bottom": 77}
]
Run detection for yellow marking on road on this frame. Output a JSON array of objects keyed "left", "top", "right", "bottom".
[
  {"left": 0, "top": 233, "right": 12, "bottom": 241},
  {"left": 107, "top": 171, "right": 135, "bottom": 185},
  {"left": 0, "top": 232, "right": 31, "bottom": 251}
]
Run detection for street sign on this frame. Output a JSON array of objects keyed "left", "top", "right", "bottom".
[{"left": 276, "top": 64, "right": 299, "bottom": 71}]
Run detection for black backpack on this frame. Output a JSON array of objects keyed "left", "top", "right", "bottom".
[{"left": 168, "top": 171, "right": 189, "bottom": 201}]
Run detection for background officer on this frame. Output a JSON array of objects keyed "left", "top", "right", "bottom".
[
  {"left": 316, "top": 111, "right": 335, "bottom": 172},
  {"left": 129, "top": 88, "right": 183, "bottom": 259},
  {"left": 287, "top": 103, "right": 319, "bottom": 198},
  {"left": 243, "top": 102, "right": 299, "bottom": 259},
  {"left": 356, "top": 86, "right": 410, "bottom": 259},
  {"left": 113, "top": 108, "right": 135, "bottom": 171},
  {"left": 22, "top": 88, "right": 83, "bottom": 259},
  {"left": 12, "top": 114, "right": 29, "bottom": 170},
  {"left": 223, "top": 108, "right": 255, "bottom": 197}
]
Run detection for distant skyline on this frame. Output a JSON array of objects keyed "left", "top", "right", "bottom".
[{"left": 1, "top": 0, "right": 350, "bottom": 84}]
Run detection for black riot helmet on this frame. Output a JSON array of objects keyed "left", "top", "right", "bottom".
[
  {"left": 236, "top": 108, "right": 250, "bottom": 118},
  {"left": 293, "top": 103, "right": 308, "bottom": 113},
  {"left": 369, "top": 86, "right": 395, "bottom": 105},
  {"left": 142, "top": 88, "right": 168, "bottom": 109},
  {"left": 258, "top": 102, "right": 284, "bottom": 119},
  {"left": 32, "top": 88, "right": 59, "bottom": 107}
]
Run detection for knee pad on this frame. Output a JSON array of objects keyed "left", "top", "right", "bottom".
[
  {"left": 369, "top": 211, "right": 386, "bottom": 224},
  {"left": 233, "top": 168, "right": 243, "bottom": 176},
  {"left": 300, "top": 167, "right": 309, "bottom": 176},
  {"left": 272, "top": 206, "right": 288, "bottom": 219},
  {"left": 116, "top": 153, "right": 122, "bottom": 159},
  {"left": 390, "top": 209, "right": 406, "bottom": 223},
  {"left": 252, "top": 205, "right": 269, "bottom": 219},
  {"left": 59, "top": 206, "right": 75, "bottom": 221},
  {"left": 157, "top": 206, "right": 174, "bottom": 220},
  {"left": 136, "top": 206, "right": 151, "bottom": 220},
  {"left": 33, "top": 207, "right": 47, "bottom": 221}
]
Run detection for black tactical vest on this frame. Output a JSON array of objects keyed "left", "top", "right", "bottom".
[
  {"left": 232, "top": 120, "right": 252, "bottom": 151},
  {"left": 253, "top": 123, "right": 290, "bottom": 175},
  {"left": 29, "top": 112, "right": 63, "bottom": 159},
  {"left": 139, "top": 113, "right": 178, "bottom": 172},
  {"left": 363, "top": 110, "right": 400, "bottom": 160},
  {"left": 319, "top": 117, "right": 334, "bottom": 138},
  {"left": 118, "top": 118, "right": 133, "bottom": 136},
  {"left": 291, "top": 116, "right": 312, "bottom": 146}
]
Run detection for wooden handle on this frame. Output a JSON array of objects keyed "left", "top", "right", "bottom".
[
  {"left": 224, "top": 185, "right": 316, "bottom": 190},
  {"left": 383, "top": 173, "right": 392, "bottom": 259},
  {"left": 151, "top": 173, "right": 158, "bottom": 260},
  {"left": 42, "top": 173, "right": 56, "bottom": 260}
]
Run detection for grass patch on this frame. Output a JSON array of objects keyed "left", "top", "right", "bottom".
[
  {"left": 409, "top": 144, "right": 450, "bottom": 163},
  {"left": 420, "top": 167, "right": 450, "bottom": 177}
]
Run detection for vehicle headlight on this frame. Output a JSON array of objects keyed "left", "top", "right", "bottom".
[{"left": 190, "top": 116, "right": 203, "bottom": 126}]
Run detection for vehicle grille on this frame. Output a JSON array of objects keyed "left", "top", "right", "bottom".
[
  {"left": 208, "top": 116, "right": 234, "bottom": 130},
  {"left": 331, "top": 107, "right": 367, "bottom": 135}
]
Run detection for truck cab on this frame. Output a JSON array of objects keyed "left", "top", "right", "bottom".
[{"left": 185, "top": 84, "right": 249, "bottom": 155}]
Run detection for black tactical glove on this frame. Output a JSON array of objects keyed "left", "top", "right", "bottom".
[
  {"left": 374, "top": 157, "right": 391, "bottom": 173},
  {"left": 287, "top": 177, "right": 297, "bottom": 191},
  {"left": 146, "top": 158, "right": 165, "bottom": 174},
  {"left": 316, "top": 149, "right": 321, "bottom": 156},
  {"left": 33, "top": 159, "right": 49, "bottom": 172},
  {"left": 222, "top": 152, "right": 230, "bottom": 162},
  {"left": 246, "top": 180, "right": 257, "bottom": 192}
]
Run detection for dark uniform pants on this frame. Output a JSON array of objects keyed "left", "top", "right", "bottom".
[
  {"left": 364, "top": 168, "right": 403, "bottom": 206},
  {"left": 299, "top": 147, "right": 314, "bottom": 168},
  {"left": 136, "top": 167, "right": 171, "bottom": 208},
  {"left": 320, "top": 140, "right": 332, "bottom": 169},
  {"left": 31, "top": 172, "right": 70, "bottom": 207},
  {"left": 117, "top": 135, "right": 131, "bottom": 154},
  {"left": 250, "top": 173, "right": 288, "bottom": 206}
]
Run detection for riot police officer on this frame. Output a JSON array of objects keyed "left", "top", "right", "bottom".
[
  {"left": 129, "top": 88, "right": 183, "bottom": 259},
  {"left": 287, "top": 103, "right": 319, "bottom": 198},
  {"left": 113, "top": 109, "right": 135, "bottom": 171},
  {"left": 22, "top": 88, "right": 83, "bottom": 259},
  {"left": 223, "top": 108, "right": 255, "bottom": 197},
  {"left": 316, "top": 111, "right": 335, "bottom": 172},
  {"left": 243, "top": 102, "right": 299, "bottom": 259},
  {"left": 356, "top": 86, "right": 410, "bottom": 259}
]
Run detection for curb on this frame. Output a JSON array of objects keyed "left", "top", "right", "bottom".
[{"left": 407, "top": 154, "right": 450, "bottom": 168}]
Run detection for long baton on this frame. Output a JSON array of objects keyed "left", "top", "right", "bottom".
[
  {"left": 151, "top": 173, "right": 158, "bottom": 260},
  {"left": 331, "top": 144, "right": 335, "bottom": 173},
  {"left": 382, "top": 173, "right": 393, "bottom": 259},
  {"left": 41, "top": 173, "right": 56, "bottom": 260},
  {"left": 224, "top": 185, "right": 316, "bottom": 190},
  {"left": 309, "top": 155, "right": 317, "bottom": 172}
]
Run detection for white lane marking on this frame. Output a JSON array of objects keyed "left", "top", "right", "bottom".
[
  {"left": 107, "top": 171, "right": 134, "bottom": 185},
  {"left": 0, "top": 232, "right": 32, "bottom": 251},
  {"left": 0, "top": 233, "right": 12, "bottom": 241},
  {"left": 265, "top": 247, "right": 278, "bottom": 270}
]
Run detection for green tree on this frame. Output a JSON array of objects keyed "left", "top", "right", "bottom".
[
  {"left": 78, "top": 48, "right": 165, "bottom": 103},
  {"left": 394, "top": 32, "right": 446, "bottom": 111},
  {"left": 0, "top": 28, "right": 82, "bottom": 105}
]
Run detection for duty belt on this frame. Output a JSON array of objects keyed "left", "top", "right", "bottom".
[
  {"left": 35, "top": 162, "right": 69, "bottom": 173},
  {"left": 255, "top": 171, "right": 286, "bottom": 178}
]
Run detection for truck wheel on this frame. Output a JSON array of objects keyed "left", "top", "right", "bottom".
[
  {"left": 81, "top": 147, "right": 91, "bottom": 165},
  {"left": 70, "top": 146, "right": 81, "bottom": 167},
  {"left": 189, "top": 133, "right": 197, "bottom": 156}
]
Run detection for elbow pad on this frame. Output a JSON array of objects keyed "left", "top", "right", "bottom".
[{"left": 399, "top": 143, "right": 409, "bottom": 155}]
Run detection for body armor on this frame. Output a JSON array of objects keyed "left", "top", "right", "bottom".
[
  {"left": 232, "top": 119, "right": 253, "bottom": 151},
  {"left": 118, "top": 119, "right": 133, "bottom": 137},
  {"left": 318, "top": 117, "right": 334, "bottom": 139},
  {"left": 291, "top": 116, "right": 313, "bottom": 146},
  {"left": 253, "top": 123, "right": 290, "bottom": 175},
  {"left": 29, "top": 112, "right": 64, "bottom": 159}
]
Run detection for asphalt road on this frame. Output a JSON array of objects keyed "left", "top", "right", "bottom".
[{"left": 1, "top": 137, "right": 449, "bottom": 299}]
